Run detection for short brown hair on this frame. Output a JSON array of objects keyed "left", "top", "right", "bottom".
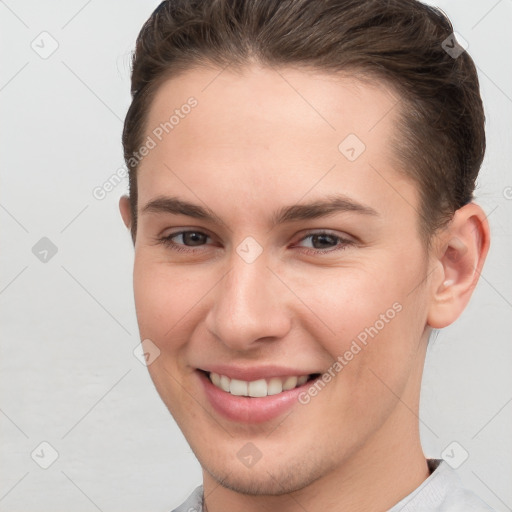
[{"left": 122, "top": 0, "right": 485, "bottom": 245}]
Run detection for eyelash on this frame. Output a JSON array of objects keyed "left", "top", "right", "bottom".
[{"left": 156, "top": 230, "right": 354, "bottom": 256}]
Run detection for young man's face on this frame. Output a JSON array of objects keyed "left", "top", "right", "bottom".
[{"left": 121, "top": 65, "right": 437, "bottom": 494}]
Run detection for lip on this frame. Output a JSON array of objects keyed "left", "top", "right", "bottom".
[
  {"left": 198, "top": 364, "right": 318, "bottom": 382},
  {"left": 196, "top": 369, "right": 320, "bottom": 424}
]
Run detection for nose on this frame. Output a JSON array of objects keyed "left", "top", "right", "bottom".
[{"left": 204, "top": 248, "right": 292, "bottom": 352}]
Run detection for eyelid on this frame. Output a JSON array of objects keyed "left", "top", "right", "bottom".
[
  {"left": 157, "top": 228, "right": 356, "bottom": 255},
  {"left": 157, "top": 229, "right": 214, "bottom": 247},
  {"left": 293, "top": 231, "right": 355, "bottom": 254},
  {"left": 294, "top": 228, "right": 355, "bottom": 244},
  {"left": 157, "top": 227, "right": 215, "bottom": 243}
]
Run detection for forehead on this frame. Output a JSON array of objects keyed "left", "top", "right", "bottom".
[
  {"left": 144, "top": 64, "right": 400, "bottom": 154},
  {"left": 137, "top": 64, "right": 416, "bottom": 227}
]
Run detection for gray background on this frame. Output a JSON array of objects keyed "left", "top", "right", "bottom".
[{"left": 1, "top": 1, "right": 511, "bottom": 511}]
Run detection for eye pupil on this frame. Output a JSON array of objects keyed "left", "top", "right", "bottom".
[
  {"left": 312, "top": 234, "right": 337, "bottom": 249},
  {"left": 184, "top": 232, "right": 206, "bottom": 246}
]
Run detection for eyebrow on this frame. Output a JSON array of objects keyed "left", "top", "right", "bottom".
[{"left": 141, "top": 194, "right": 379, "bottom": 226}]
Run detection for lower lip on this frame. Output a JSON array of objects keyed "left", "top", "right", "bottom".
[{"left": 197, "top": 371, "right": 315, "bottom": 424}]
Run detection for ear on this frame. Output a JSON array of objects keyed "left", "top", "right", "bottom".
[
  {"left": 427, "top": 202, "right": 491, "bottom": 329},
  {"left": 119, "top": 195, "right": 132, "bottom": 230}
]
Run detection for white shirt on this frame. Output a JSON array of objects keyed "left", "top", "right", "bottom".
[{"left": 170, "top": 459, "right": 495, "bottom": 512}]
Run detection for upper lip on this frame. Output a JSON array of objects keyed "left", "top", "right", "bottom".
[{"left": 197, "top": 364, "right": 320, "bottom": 382}]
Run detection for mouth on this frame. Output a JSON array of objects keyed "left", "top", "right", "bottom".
[
  {"left": 199, "top": 370, "right": 321, "bottom": 397},
  {"left": 195, "top": 366, "right": 324, "bottom": 423}
]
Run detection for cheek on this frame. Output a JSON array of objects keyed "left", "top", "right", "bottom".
[
  {"left": 287, "top": 262, "right": 407, "bottom": 344},
  {"left": 132, "top": 257, "right": 197, "bottom": 343},
  {"left": 132, "top": 258, "right": 201, "bottom": 413},
  {"left": 297, "top": 258, "right": 427, "bottom": 386}
]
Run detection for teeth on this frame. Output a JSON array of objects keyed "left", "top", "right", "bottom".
[
  {"left": 208, "top": 372, "right": 310, "bottom": 397},
  {"left": 229, "top": 378, "right": 248, "bottom": 396},
  {"left": 267, "top": 377, "right": 283, "bottom": 396},
  {"left": 282, "top": 376, "right": 298, "bottom": 390},
  {"left": 297, "top": 375, "right": 308, "bottom": 386},
  {"left": 210, "top": 372, "right": 221, "bottom": 387},
  {"left": 248, "top": 379, "right": 267, "bottom": 397},
  {"left": 220, "top": 375, "right": 230, "bottom": 393}
]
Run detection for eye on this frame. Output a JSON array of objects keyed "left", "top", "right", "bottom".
[
  {"left": 157, "top": 230, "right": 212, "bottom": 253},
  {"left": 156, "top": 229, "right": 354, "bottom": 255},
  {"left": 295, "top": 231, "right": 354, "bottom": 255}
]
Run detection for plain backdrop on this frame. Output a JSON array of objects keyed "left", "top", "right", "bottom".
[{"left": 1, "top": 1, "right": 511, "bottom": 511}]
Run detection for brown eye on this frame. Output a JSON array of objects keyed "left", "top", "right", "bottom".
[
  {"left": 296, "top": 231, "right": 354, "bottom": 255},
  {"left": 158, "top": 230, "right": 211, "bottom": 252},
  {"left": 305, "top": 233, "right": 338, "bottom": 249},
  {"left": 178, "top": 232, "right": 208, "bottom": 246}
]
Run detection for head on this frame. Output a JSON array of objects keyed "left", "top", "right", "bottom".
[{"left": 119, "top": 0, "right": 490, "bottom": 498}]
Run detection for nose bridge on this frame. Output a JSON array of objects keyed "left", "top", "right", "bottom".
[{"left": 206, "top": 245, "right": 291, "bottom": 349}]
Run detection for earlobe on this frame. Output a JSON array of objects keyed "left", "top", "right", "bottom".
[
  {"left": 427, "top": 203, "right": 491, "bottom": 329},
  {"left": 119, "top": 195, "right": 132, "bottom": 230}
]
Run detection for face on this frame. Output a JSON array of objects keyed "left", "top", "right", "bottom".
[{"left": 123, "top": 64, "right": 436, "bottom": 495}]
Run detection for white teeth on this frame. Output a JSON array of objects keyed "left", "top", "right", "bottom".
[
  {"left": 220, "top": 374, "right": 230, "bottom": 392},
  {"left": 230, "top": 378, "right": 248, "bottom": 396},
  {"left": 267, "top": 377, "right": 283, "bottom": 396},
  {"left": 208, "top": 372, "right": 310, "bottom": 397},
  {"left": 210, "top": 372, "right": 221, "bottom": 387},
  {"left": 282, "top": 376, "right": 298, "bottom": 390},
  {"left": 248, "top": 379, "right": 267, "bottom": 397}
]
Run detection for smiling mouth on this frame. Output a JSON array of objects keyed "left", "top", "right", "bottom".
[{"left": 200, "top": 370, "right": 321, "bottom": 398}]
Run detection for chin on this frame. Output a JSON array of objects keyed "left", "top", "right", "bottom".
[{"left": 198, "top": 446, "right": 330, "bottom": 496}]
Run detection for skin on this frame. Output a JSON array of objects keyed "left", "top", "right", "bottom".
[{"left": 119, "top": 64, "right": 490, "bottom": 512}]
